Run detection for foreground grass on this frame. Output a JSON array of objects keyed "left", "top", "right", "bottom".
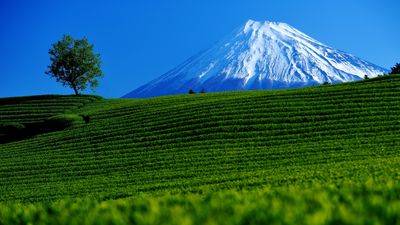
[{"left": 1, "top": 180, "right": 400, "bottom": 225}]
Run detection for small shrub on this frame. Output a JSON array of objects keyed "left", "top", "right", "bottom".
[
  {"left": 323, "top": 81, "right": 330, "bottom": 85},
  {"left": 82, "top": 115, "right": 91, "bottom": 124},
  {"left": 390, "top": 63, "right": 400, "bottom": 75},
  {"left": 188, "top": 89, "right": 196, "bottom": 94},
  {"left": 45, "top": 114, "right": 83, "bottom": 129}
]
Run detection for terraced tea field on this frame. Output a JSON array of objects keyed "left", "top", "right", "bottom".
[
  {"left": 1, "top": 75, "right": 400, "bottom": 224},
  {"left": 0, "top": 95, "right": 100, "bottom": 124}
]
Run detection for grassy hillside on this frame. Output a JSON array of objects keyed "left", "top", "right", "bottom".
[
  {"left": 0, "top": 95, "right": 101, "bottom": 143},
  {"left": 0, "top": 95, "right": 100, "bottom": 124},
  {"left": 1, "top": 76, "right": 400, "bottom": 224}
]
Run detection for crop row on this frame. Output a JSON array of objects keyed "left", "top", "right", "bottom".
[{"left": 0, "top": 154, "right": 399, "bottom": 202}]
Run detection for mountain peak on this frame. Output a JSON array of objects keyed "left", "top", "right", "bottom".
[
  {"left": 243, "top": 19, "right": 288, "bottom": 31},
  {"left": 243, "top": 19, "right": 261, "bottom": 32},
  {"left": 124, "top": 21, "right": 388, "bottom": 98}
]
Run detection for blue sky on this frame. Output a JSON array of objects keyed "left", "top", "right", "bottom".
[{"left": 0, "top": 0, "right": 398, "bottom": 98}]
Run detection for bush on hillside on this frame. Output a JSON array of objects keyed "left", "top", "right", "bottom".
[
  {"left": 44, "top": 114, "right": 83, "bottom": 129},
  {"left": 81, "top": 115, "right": 91, "bottom": 124}
]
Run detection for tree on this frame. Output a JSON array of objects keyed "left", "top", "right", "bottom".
[
  {"left": 188, "top": 89, "right": 195, "bottom": 94},
  {"left": 364, "top": 75, "right": 369, "bottom": 80},
  {"left": 46, "top": 35, "right": 103, "bottom": 95},
  {"left": 390, "top": 63, "right": 400, "bottom": 75}
]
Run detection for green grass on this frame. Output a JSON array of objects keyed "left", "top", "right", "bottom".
[
  {"left": 0, "top": 95, "right": 100, "bottom": 143},
  {"left": 1, "top": 75, "right": 400, "bottom": 224},
  {"left": 1, "top": 181, "right": 400, "bottom": 225},
  {"left": 0, "top": 94, "right": 100, "bottom": 124}
]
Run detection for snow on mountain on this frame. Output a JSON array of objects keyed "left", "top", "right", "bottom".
[{"left": 124, "top": 19, "right": 388, "bottom": 98}]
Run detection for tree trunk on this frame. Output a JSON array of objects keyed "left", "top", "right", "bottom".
[{"left": 71, "top": 84, "right": 79, "bottom": 95}]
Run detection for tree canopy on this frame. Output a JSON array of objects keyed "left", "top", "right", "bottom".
[
  {"left": 390, "top": 63, "right": 400, "bottom": 75},
  {"left": 46, "top": 35, "right": 103, "bottom": 95}
]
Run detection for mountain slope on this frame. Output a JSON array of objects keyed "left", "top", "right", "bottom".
[
  {"left": 1, "top": 75, "right": 400, "bottom": 202},
  {"left": 124, "top": 20, "right": 388, "bottom": 98}
]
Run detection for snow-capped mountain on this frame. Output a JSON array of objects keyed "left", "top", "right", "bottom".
[{"left": 124, "top": 19, "right": 388, "bottom": 98}]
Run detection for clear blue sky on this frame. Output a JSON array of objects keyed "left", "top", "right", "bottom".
[{"left": 0, "top": 0, "right": 398, "bottom": 98}]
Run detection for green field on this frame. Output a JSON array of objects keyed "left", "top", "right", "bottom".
[{"left": 1, "top": 75, "right": 400, "bottom": 224}]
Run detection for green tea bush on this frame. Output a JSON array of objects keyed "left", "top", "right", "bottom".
[
  {"left": 1, "top": 181, "right": 400, "bottom": 225},
  {"left": 44, "top": 114, "right": 83, "bottom": 129}
]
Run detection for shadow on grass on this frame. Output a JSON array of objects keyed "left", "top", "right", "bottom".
[
  {"left": 0, "top": 122, "right": 70, "bottom": 144},
  {"left": 0, "top": 114, "right": 89, "bottom": 144}
]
